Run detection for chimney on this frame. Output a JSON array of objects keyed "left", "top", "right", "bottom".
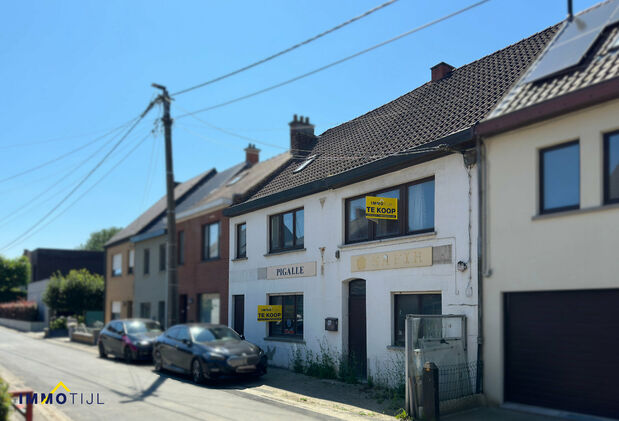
[
  {"left": 244, "top": 143, "right": 260, "bottom": 165},
  {"left": 431, "top": 62, "right": 455, "bottom": 82},
  {"left": 289, "top": 114, "right": 316, "bottom": 156}
]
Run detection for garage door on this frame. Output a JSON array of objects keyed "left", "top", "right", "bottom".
[{"left": 505, "top": 289, "right": 619, "bottom": 419}]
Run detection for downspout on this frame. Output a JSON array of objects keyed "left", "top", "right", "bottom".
[{"left": 475, "top": 133, "right": 484, "bottom": 393}]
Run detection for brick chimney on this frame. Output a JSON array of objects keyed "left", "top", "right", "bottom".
[
  {"left": 431, "top": 62, "right": 455, "bottom": 82},
  {"left": 244, "top": 143, "right": 260, "bottom": 165},
  {"left": 289, "top": 114, "right": 316, "bottom": 156}
]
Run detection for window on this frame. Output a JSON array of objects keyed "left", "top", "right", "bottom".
[
  {"left": 143, "top": 248, "right": 150, "bottom": 275},
  {"left": 198, "top": 293, "right": 220, "bottom": 324},
  {"left": 236, "top": 223, "right": 247, "bottom": 258},
  {"left": 178, "top": 231, "right": 185, "bottom": 265},
  {"left": 202, "top": 222, "right": 220, "bottom": 260},
  {"left": 345, "top": 177, "right": 435, "bottom": 244},
  {"left": 111, "top": 301, "right": 121, "bottom": 320},
  {"left": 293, "top": 155, "right": 317, "bottom": 173},
  {"left": 110, "top": 320, "right": 123, "bottom": 333},
  {"left": 268, "top": 294, "right": 303, "bottom": 338},
  {"left": 128, "top": 249, "right": 135, "bottom": 274},
  {"left": 140, "top": 302, "right": 151, "bottom": 319},
  {"left": 540, "top": 141, "right": 580, "bottom": 214},
  {"left": 270, "top": 208, "right": 304, "bottom": 252},
  {"left": 604, "top": 131, "right": 619, "bottom": 204},
  {"left": 158, "top": 301, "right": 165, "bottom": 327},
  {"left": 394, "top": 293, "right": 441, "bottom": 347},
  {"left": 159, "top": 243, "right": 166, "bottom": 271},
  {"left": 112, "top": 253, "right": 122, "bottom": 277}
]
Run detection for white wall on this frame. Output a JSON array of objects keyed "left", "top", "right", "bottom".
[
  {"left": 483, "top": 98, "right": 619, "bottom": 405},
  {"left": 229, "top": 153, "right": 479, "bottom": 380}
]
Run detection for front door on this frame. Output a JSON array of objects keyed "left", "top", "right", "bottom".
[
  {"left": 348, "top": 279, "right": 367, "bottom": 378},
  {"left": 233, "top": 295, "right": 244, "bottom": 336},
  {"left": 179, "top": 294, "right": 187, "bottom": 324}
]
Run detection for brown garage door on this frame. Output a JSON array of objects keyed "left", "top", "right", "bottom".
[{"left": 505, "top": 289, "right": 619, "bottom": 419}]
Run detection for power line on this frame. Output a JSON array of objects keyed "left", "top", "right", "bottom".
[
  {"left": 0, "top": 103, "right": 155, "bottom": 253},
  {"left": 170, "top": 0, "right": 399, "bottom": 97},
  {"left": 176, "top": 0, "right": 491, "bottom": 119},
  {"left": 0, "top": 121, "right": 134, "bottom": 185},
  {"left": 0, "top": 124, "right": 153, "bottom": 229},
  {"left": 11, "top": 130, "right": 155, "bottom": 251}
]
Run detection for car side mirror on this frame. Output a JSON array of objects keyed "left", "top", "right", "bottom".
[
  {"left": 182, "top": 339, "right": 192, "bottom": 346},
  {"left": 240, "top": 334, "right": 245, "bottom": 340}
]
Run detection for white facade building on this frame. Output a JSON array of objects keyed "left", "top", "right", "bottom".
[{"left": 228, "top": 153, "right": 479, "bottom": 378}]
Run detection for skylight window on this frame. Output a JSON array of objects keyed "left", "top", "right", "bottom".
[
  {"left": 293, "top": 155, "right": 317, "bottom": 173},
  {"left": 227, "top": 172, "right": 247, "bottom": 186}
]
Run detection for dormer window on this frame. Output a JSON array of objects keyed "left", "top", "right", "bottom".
[{"left": 293, "top": 155, "right": 317, "bottom": 173}]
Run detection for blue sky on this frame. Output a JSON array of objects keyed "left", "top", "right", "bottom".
[{"left": 0, "top": 0, "right": 599, "bottom": 258}]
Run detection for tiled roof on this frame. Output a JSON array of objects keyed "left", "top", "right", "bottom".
[
  {"left": 143, "top": 162, "right": 247, "bottom": 233},
  {"left": 246, "top": 25, "right": 558, "bottom": 203},
  {"left": 178, "top": 152, "right": 291, "bottom": 220},
  {"left": 105, "top": 168, "right": 216, "bottom": 246},
  {"left": 490, "top": 14, "right": 619, "bottom": 117}
]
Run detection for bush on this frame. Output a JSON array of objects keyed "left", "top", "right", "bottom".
[
  {"left": 43, "top": 269, "right": 104, "bottom": 316},
  {"left": 49, "top": 316, "right": 67, "bottom": 331},
  {"left": 0, "top": 377, "right": 11, "bottom": 421},
  {"left": 0, "top": 255, "right": 30, "bottom": 303},
  {"left": 0, "top": 300, "right": 38, "bottom": 321}
]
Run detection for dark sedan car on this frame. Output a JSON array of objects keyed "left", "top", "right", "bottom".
[
  {"left": 153, "top": 323, "right": 267, "bottom": 383},
  {"left": 98, "top": 319, "right": 162, "bottom": 363}
]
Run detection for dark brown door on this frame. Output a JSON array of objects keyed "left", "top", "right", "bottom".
[
  {"left": 179, "top": 294, "right": 187, "bottom": 324},
  {"left": 233, "top": 295, "right": 244, "bottom": 336},
  {"left": 348, "top": 279, "right": 367, "bottom": 378},
  {"left": 505, "top": 289, "right": 619, "bottom": 419}
]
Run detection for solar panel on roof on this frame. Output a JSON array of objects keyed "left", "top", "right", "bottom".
[{"left": 524, "top": 0, "right": 619, "bottom": 83}]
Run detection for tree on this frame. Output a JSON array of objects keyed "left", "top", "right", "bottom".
[
  {"left": 43, "top": 269, "right": 104, "bottom": 316},
  {"left": 78, "top": 227, "right": 122, "bottom": 251},
  {"left": 0, "top": 256, "right": 30, "bottom": 302}
]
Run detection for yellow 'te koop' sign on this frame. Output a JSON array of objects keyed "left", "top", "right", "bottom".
[
  {"left": 365, "top": 196, "right": 398, "bottom": 220},
  {"left": 257, "top": 305, "right": 282, "bottom": 322}
]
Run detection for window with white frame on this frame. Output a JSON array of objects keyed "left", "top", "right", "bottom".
[{"left": 112, "top": 253, "right": 122, "bottom": 277}]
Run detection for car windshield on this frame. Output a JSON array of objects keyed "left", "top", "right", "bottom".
[
  {"left": 125, "top": 320, "right": 161, "bottom": 334},
  {"left": 190, "top": 326, "right": 241, "bottom": 343}
]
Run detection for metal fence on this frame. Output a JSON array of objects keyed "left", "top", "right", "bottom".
[
  {"left": 405, "top": 314, "right": 478, "bottom": 417},
  {"left": 437, "top": 360, "right": 482, "bottom": 401}
]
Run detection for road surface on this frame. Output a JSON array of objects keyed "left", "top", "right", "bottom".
[{"left": 0, "top": 326, "right": 339, "bottom": 421}]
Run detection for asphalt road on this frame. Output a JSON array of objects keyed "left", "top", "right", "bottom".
[{"left": 0, "top": 327, "right": 338, "bottom": 421}]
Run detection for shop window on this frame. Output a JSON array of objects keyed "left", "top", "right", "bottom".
[
  {"left": 393, "top": 293, "right": 441, "bottom": 347},
  {"left": 268, "top": 294, "right": 303, "bottom": 338}
]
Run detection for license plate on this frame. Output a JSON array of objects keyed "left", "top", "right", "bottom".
[{"left": 236, "top": 365, "right": 256, "bottom": 373}]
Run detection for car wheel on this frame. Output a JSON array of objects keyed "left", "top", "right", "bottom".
[
  {"left": 191, "top": 359, "right": 205, "bottom": 384},
  {"left": 98, "top": 342, "right": 107, "bottom": 359},
  {"left": 123, "top": 347, "right": 133, "bottom": 364},
  {"left": 153, "top": 350, "right": 163, "bottom": 372}
]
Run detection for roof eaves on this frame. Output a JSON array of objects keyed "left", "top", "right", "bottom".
[
  {"left": 224, "top": 128, "right": 473, "bottom": 217},
  {"left": 477, "top": 76, "right": 619, "bottom": 137}
]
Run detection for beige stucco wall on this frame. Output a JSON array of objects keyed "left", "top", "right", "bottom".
[
  {"left": 483, "top": 98, "right": 619, "bottom": 405},
  {"left": 104, "top": 241, "right": 135, "bottom": 322}
]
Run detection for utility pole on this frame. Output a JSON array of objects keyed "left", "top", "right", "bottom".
[{"left": 152, "top": 83, "right": 178, "bottom": 328}]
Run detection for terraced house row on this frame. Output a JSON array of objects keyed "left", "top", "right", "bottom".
[{"left": 104, "top": 2, "right": 619, "bottom": 418}]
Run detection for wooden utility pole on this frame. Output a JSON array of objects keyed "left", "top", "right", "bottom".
[{"left": 152, "top": 83, "right": 178, "bottom": 328}]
